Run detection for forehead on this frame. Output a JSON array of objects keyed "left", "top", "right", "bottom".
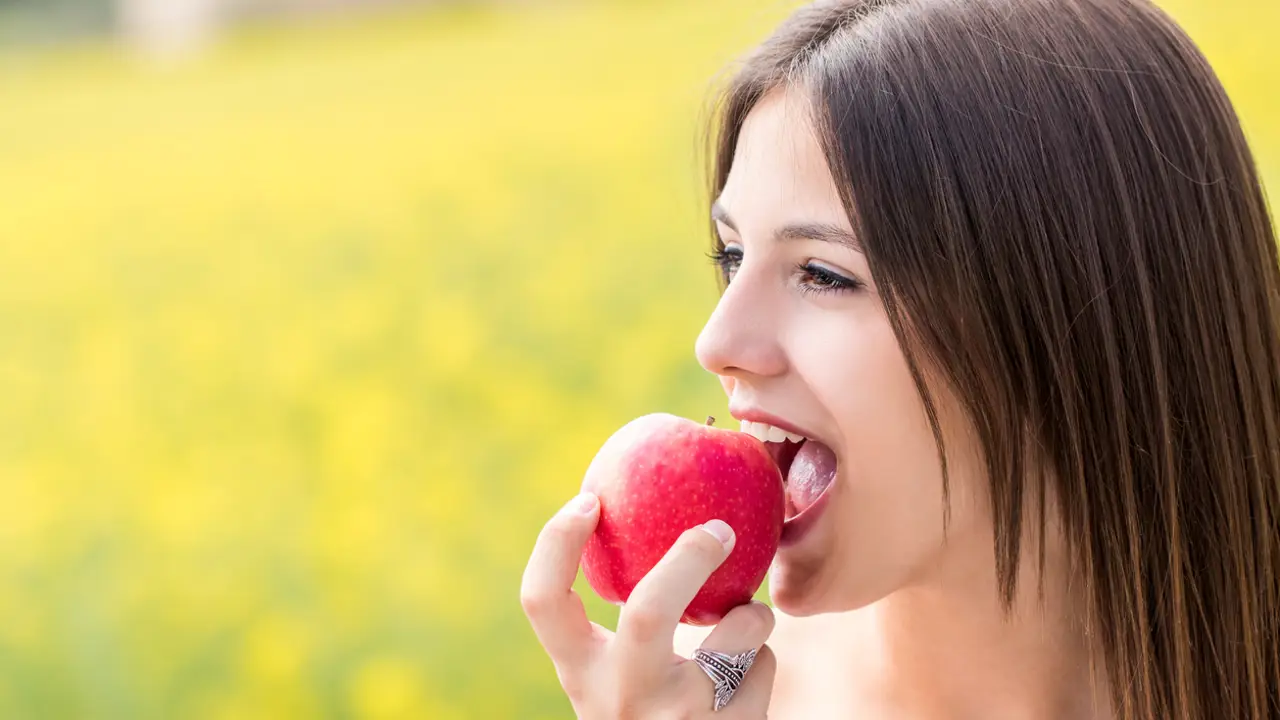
[{"left": 718, "top": 87, "right": 848, "bottom": 230}]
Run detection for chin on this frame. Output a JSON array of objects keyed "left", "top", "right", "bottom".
[
  {"left": 769, "top": 585, "right": 881, "bottom": 617},
  {"left": 768, "top": 554, "right": 906, "bottom": 617},
  {"left": 767, "top": 558, "right": 843, "bottom": 616},
  {"left": 770, "top": 597, "right": 828, "bottom": 618},
  {"left": 767, "top": 588, "right": 823, "bottom": 617}
]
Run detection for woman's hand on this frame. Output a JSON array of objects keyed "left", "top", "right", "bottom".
[{"left": 520, "top": 492, "right": 776, "bottom": 718}]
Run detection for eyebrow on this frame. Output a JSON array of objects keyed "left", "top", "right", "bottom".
[{"left": 711, "top": 200, "right": 863, "bottom": 253}]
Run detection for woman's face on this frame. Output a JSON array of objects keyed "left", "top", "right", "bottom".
[{"left": 695, "top": 87, "right": 990, "bottom": 616}]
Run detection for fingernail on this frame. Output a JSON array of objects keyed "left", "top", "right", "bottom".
[
  {"left": 569, "top": 492, "right": 598, "bottom": 515},
  {"left": 702, "top": 519, "right": 735, "bottom": 550}
]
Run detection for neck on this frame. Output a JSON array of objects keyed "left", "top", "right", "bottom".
[{"left": 862, "top": 527, "right": 1113, "bottom": 720}]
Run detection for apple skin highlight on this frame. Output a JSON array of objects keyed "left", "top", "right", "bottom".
[{"left": 580, "top": 413, "right": 786, "bottom": 625}]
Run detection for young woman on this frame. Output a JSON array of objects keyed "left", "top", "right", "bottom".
[{"left": 521, "top": 0, "right": 1280, "bottom": 716}]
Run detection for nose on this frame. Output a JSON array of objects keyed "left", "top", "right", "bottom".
[{"left": 695, "top": 269, "right": 788, "bottom": 382}]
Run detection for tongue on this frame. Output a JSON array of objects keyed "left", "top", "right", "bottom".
[{"left": 787, "top": 440, "right": 837, "bottom": 515}]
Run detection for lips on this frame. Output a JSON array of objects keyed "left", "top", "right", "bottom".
[{"left": 733, "top": 410, "right": 838, "bottom": 524}]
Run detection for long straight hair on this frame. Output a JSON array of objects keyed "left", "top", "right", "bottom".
[{"left": 705, "top": 0, "right": 1280, "bottom": 717}]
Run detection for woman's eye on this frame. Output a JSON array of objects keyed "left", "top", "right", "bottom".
[
  {"left": 707, "top": 247, "right": 863, "bottom": 296},
  {"left": 798, "top": 262, "right": 863, "bottom": 295},
  {"left": 708, "top": 246, "right": 743, "bottom": 283}
]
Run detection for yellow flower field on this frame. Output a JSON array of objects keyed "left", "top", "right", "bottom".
[{"left": 0, "top": 0, "right": 1274, "bottom": 717}]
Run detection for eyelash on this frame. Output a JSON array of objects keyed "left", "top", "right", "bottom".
[{"left": 707, "top": 246, "right": 864, "bottom": 295}]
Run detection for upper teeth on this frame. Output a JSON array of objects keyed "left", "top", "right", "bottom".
[{"left": 740, "top": 420, "right": 806, "bottom": 444}]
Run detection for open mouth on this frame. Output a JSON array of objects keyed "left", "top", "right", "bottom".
[{"left": 739, "top": 420, "right": 838, "bottom": 521}]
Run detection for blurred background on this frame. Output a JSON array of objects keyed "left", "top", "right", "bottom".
[{"left": 0, "top": 0, "right": 1274, "bottom": 717}]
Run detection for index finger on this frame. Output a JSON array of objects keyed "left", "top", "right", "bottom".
[
  {"left": 615, "top": 519, "right": 735, "bottom": 666},
  {"left": 520, "top": 493, "right": 602, "bottom": 667}
]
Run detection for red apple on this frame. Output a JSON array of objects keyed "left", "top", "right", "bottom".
[{"left": 579, "top": 412, "right": 786, "bottom": 626}]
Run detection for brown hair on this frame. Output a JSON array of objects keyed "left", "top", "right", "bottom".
[{"left": 704, "top": 0, "right": 1280, "bottom": 717}]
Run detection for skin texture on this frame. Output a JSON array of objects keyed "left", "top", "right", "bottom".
[
  {"left": 685, "top": 86, "right": 1112, "bottom": 718},
  {"left": 580, "top": 413, "right": 785, "bottom": 625}
]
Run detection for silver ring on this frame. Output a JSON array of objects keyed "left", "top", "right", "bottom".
[{"left": 691, "top": 647, "right": 757, "bottom": 712}]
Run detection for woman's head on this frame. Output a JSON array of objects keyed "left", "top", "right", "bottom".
[
  {"left": 696, "top": 85, "right": 992, "bottom": 617},
  {"left": 697, "top": 0, "right": 1280, "bottom": 717}
]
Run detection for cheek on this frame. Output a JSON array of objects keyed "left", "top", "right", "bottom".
[
  {"left": 809, "top": 311, "right": 939, "bottom": 479},
  {"left": 834, "top": 327, "right": 949, "bottom": 532},
  {"left": 806, "top": 315, "right": 967, "bottom": 596}
]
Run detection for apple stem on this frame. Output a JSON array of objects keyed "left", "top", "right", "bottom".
[{"left": 706, "top": 415, "right": 716, "bottom": 427}]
